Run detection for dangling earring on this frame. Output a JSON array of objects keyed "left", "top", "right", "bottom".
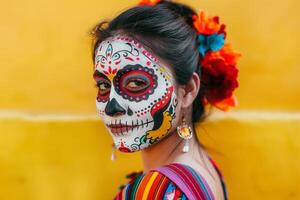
[
  {"left": 177, "top": 114, "right": 193, "bottom": 153},
  {"left": 111, "top": 143, "right": 117, "bottom": 161}
]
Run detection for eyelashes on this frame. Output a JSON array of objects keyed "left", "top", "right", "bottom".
[
  {"left": 122, "top": 76, "right": 150, "bottom": 93},
  {"left": 95, "top": 80, "right": 111, "bottom": 96}
]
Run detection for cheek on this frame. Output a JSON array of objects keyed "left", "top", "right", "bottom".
[
  {"left": 96, "top": 89, "right": 110, "bottom": 103},
  {"left": 130, "top": 78, "right": 174, "bottom": 118},
  {"left": 150, "top": 86, "right": 175, "bottom": 118},
  {"left": 96, "top": 101, "right": 106, "bottom": 118},
  {"left": 143, "top": 87, "right": 178, "bottom": 141},
  {"left": 133, "top": 106, "right": 151, "bottom": 118}
]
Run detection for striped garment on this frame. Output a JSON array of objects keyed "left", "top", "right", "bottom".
[{"left": 115, "top": 158, "right": 228, "bottom": 200}]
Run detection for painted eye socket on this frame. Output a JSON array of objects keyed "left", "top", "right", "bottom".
[
  {"left": 94, "top": 71, "right": 111, "bottom": 103},
  {"left": 114, "top": 65, "right": 158, "bottom": 102},
  {"left": 97, "top": 80, "right": 111, "bottom": 95},
  {"left": 124, "top": 78, "right": 150, "bottom": 93}
]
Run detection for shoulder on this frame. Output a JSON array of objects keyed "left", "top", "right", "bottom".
[
  {"left": 115, "top": 162, "right": 219, "bottom": 200},
  {"left": 115, "top": 169, "right": 187, "bottom": 200},
  {"left": 156, "top": 163, "right": 217, "bottom": 200}
]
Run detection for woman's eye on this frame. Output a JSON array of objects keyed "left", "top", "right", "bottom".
[
  {"left": 97, "top": 82, "right": 111, "bottom": 95},
  {"left": 125, "top": 78, "right": 149, "bottom": 92}
]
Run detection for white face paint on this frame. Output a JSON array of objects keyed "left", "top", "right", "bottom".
[{"left": 94, "top": 35, "right": 178, "bottom": 152}]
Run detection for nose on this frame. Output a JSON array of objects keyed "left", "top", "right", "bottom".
[{"left": 105, "top": 98, "right": 126, "bottom": 117}]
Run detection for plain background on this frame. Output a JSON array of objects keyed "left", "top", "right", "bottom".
[{"left": 0, "top": 0, "right": 299, "bottom": 199}]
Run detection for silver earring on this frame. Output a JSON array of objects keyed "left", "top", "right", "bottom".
[
  {"left": 177, "top": 115, "right": 193, "bottom": 153},
  {"left": 111, "top": 143, "right": 117, "bottom": 161}
]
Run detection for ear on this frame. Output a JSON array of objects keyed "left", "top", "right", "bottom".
[{"left": 179, "top": 72, "right": 201, "bottom": 109}]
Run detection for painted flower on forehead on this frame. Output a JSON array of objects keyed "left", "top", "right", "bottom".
[
  {"left": 103, "top": 66, "right": 117, "bottom": 82},
  {"left": 94, "top": 36, "right": 178, "bottom": 152},
  {"left": 138, "top": 0, "right": 160, "bottom": 6}
]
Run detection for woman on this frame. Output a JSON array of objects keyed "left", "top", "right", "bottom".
[{"left": 90, "top": 0, "right": 240, "bottom": 199}]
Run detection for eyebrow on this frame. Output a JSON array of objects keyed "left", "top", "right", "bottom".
[{"left": 93, "top": 70, "right": 108, "bottom": 80}]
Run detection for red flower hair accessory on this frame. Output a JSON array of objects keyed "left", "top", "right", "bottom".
[{"left": 193, "top": 11, "right": 241, "bottom": 112}]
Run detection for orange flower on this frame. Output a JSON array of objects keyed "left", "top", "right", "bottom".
[
  {"left": 138, "top": 0, "right": 160, "bottom": 6},
  {"left": 218, "top": 95, "right": 239, "bottom": 111},
  {"left": 204, "top": 95, "right": 239, "bottom": 112},
  {"left": 193, "top": 11, "right": 225, "bottom": 35},
  {"left": 207, "top": 44, "right": 241, "bottom": 66},
  {"left": 202, "top": 44, "right": 241, "bottom": 65}
]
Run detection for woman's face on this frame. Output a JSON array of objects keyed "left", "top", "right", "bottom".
[{"left": 93, "top": 35, "right": 179, "bottom": 152}]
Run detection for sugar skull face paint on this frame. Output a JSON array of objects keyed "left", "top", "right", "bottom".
[{"left": 94, "top": 35, "right": 178, "bottom": 152}]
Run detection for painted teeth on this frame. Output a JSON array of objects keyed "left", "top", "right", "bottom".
[{"left": 107, "top": 120, "right": 154, "bottom": 136}]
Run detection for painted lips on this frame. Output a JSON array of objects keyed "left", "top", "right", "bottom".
[{"left": 106, "top": 120, "right": 153, "bottom": 136}]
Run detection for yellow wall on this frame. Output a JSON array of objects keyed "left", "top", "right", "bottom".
[{"left": 0, "top": 0, "right": 299, "bottom": 199}]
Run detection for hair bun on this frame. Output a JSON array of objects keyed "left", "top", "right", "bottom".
[{"left": 158, "top": 0, "right": 197, "bottom": 26}]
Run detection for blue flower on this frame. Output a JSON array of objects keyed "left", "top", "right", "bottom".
[{"left": 197, "top": 33, "right": 225, "bottom": 56}]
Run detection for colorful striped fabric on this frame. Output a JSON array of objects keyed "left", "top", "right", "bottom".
[
  {"left": 115, "top": 171, "right": 187, "bottom": 200},
  {"left": 115, "top": 160, "right": 228, "bottom": 200},
  {"left": 155, "top": 163, "right": 214, "bottom": 200}
]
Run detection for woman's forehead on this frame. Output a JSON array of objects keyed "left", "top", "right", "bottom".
[
  {"left": 95, "top": 35, "right": 157, "bottom": 62},
  {"left": 96, "top": 38, "right": 135, "bottom": 56},
  {"left": 94, "top": 35, "right": 174, "bottom": 78}
]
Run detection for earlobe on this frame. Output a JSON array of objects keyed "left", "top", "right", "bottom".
[{"left": 181, "top": 72, "right": 201, "bottom": 109}]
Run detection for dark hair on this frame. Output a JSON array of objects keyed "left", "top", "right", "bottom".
[{"left": 90, "top": 0, "right": 211, "bottom": 123}]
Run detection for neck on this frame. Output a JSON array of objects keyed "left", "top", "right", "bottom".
[{"left": 140, "top": 127, "right": 200, "bottom": 173}]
